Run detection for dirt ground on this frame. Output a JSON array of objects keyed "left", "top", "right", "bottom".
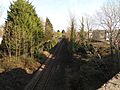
[{"left": 0, "top": 57, "right": 41, "bottom": 90}]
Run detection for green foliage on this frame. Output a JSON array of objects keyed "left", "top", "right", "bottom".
[
  {"left": 52, "top": 38, "right": 58, "bottom": 46},
  {"left": 45, "top": 17, "right": 53, "bottom": 41},
  {"left": 79, "top": 30, "right": 86, "bottom": 42},
  {"left": 79, "top": 17, "right": 86, "bottom": 43},
  {"left": 72, "top": 41, "right": 79, "bottom": 53},
  {"left": 69, "top": 17, "right": 76, "bottom": 54},
  {"left": 70, "top": 19, "right": 76, "bottom": 43},
  {"left": 56, "top": 31, "right": 62, "bottom": 38},
  {"left": 72, "top": 41, "right": 90, "bottom": 55},
  {"left": 34, "top": 50, "right": 46, "bottom": 63},
  {"left": 43, "top": 39, "right": 58, "bottom": 51},
  {"left": 1, "top": 0, "right": 44, "bottom": 57}
]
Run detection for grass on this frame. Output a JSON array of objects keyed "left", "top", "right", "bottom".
[{"left": 0, "top": 56, "right": 41, "bottom": 74}]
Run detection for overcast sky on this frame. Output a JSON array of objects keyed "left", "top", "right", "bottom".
[{"left": 0, "top": 0, "right": 106, "bottom": 30}]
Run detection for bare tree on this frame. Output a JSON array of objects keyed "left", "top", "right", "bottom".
[
  {"left": 67, "top": 15, "right": 77, "bottom": 54},
  {"left": 79, "top": 17, "right": 87, "bottom": 43},
  {"left": 96, "top": 0, "right": 120, "bottom": 56},
  {"left": 85, "top": 16, "right": 95, "bottom": 41},
  {"left": 67, "top": 14, "right": 76, "bottom": 42}
]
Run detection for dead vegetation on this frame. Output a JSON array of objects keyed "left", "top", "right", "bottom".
[
  {"left": 0, "top": 56, "right": 41, "bottom": 90},
  {"left": 66, "top": 41, "right": 120, "bottom": 90},
  {"left": 0, "top": 56, "right": 41, "bottom": 74}
]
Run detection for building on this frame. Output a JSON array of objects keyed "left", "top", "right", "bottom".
[
  {"left": 91, "top": 30, "right": 119, "bottom": 42},
  {"left": 88, "top": 30, "right": 93, "bottom": 39},
  {"left": 92, "top": 30, "right": 107, "bottom": 41}
]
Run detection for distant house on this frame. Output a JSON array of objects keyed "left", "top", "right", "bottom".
[
  {"left": 91, "top": 30, "right": 119, "bottom": 42},
  {"left": 92, "top": 30, "right": 107, "bottom": 41},
  {"left": 88, "top": 31, "right": 93, "bottom": 39}
]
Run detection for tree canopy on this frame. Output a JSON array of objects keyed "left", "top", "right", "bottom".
[
  {"left": 2, "top": 0, "right": 44, "bottom": 58},
  {"left": 45, "top": 17, "right": 53, "bottom": 41}
]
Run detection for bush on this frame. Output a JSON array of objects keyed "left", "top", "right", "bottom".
[{"left": 43, "top": 39, "right": 58, "bottom": 51}]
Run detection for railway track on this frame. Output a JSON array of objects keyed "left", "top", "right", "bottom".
[{"left": 24, "top": 39, "right": 68, "bottom": 90}]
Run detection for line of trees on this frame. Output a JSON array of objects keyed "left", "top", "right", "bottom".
[
  {"left": 45, "top": 17, "right": 53, "bottom": 41},
  {"left": 67, "top": 0, "right": 120, "bottom": 57},
  {"left": 0, "top": 0, "right": 54, "bottom": 60},
  {"left": 96, "top": 0, "right": 120, "bottom": 56},
  {"left": 0, "top": 0, "right": 119, "bottom": 60}
]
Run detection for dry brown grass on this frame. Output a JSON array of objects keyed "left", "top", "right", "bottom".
[{"left": 0, "top": 56, "right": 41, "bottom": 74}]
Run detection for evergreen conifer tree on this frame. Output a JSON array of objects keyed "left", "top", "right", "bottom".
[
  {"left": 2, "top": 0, "right": 44, "bottom": 58},
  {"left": 45, "top": 17, "right": 53, "bottom": 41}
]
